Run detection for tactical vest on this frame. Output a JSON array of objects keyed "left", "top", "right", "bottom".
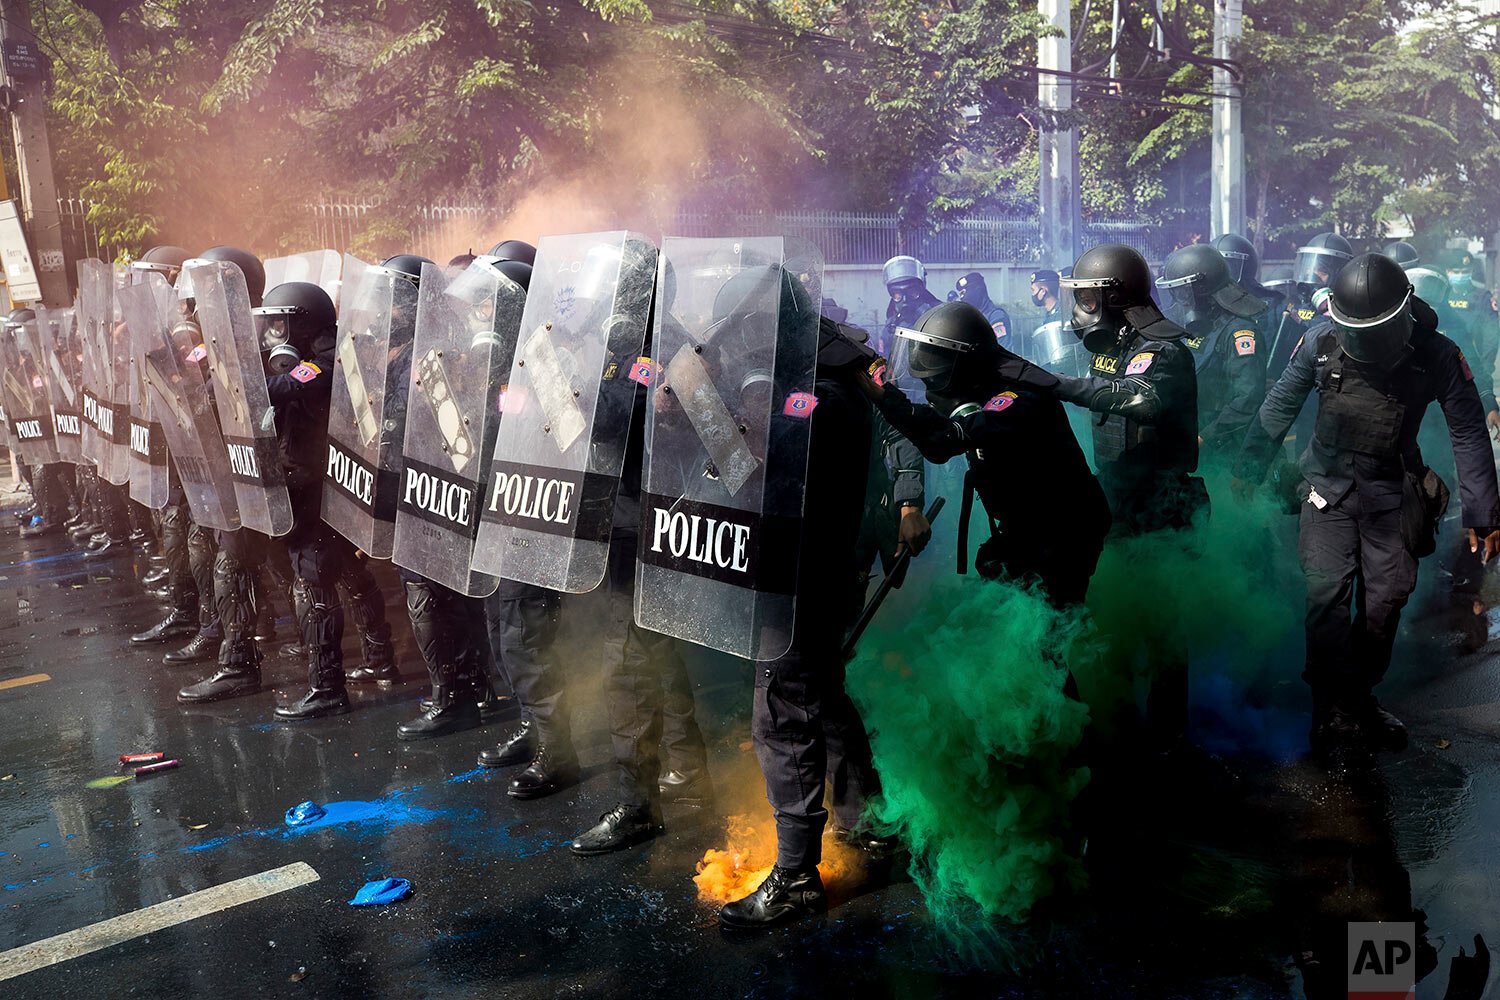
[
  {"left": 1086, "top": 350, "right": 1145, "bottom": 464},
  {"left": 1312, "top": 332, "right": 1416, "bottom": 459}
]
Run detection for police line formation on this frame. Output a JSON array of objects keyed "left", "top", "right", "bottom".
[{"left": 3, "top": 230, "right": 1498, "bottom": 931}]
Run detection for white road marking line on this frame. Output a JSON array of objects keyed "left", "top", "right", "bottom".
[{"left": 0, "top": 861, "right": 320, "bottom": 981}]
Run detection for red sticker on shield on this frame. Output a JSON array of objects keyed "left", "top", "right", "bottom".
[
  {"left": 629, "top": 357, "right": 653, "bottom": 386},
  {"left": 1125, "top": 353, "right": 1154, "bottom": 375},
  {"left": 783, "top": 392, "right": 818, "bottom": 417},
  {"left": 983, "top": 391, "right": 1018, "bottom": 412},
  {"left": 290, "top": 362, "right": 321, "bottom": 383},
  {"left": 186, "top": 344, "right": 207, "bottom": 363}
]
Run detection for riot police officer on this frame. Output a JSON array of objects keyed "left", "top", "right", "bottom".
[
  {"left": 1212, "top": 233, "right": 1286, "bottom": 317},
  {"left": 953, "top": 271, "right": 1014, "bottom": 350},
  {"left": 864, "top": 301, "right": 1110, "bottom": 604},
  {"left": 717, "top": 312, "right": 886, "bottom": 929},
  {"left": 880, "top": 255, "right": 940, "bottom": 353},
  {"left": 1050, "top": 244, "right": 1204, "bottom": 742},
  {"left": 1156, "top": 243, "right": 1269, "bottom": 456},
  {"left": 1234, "top": 253, "right": 1500, "bottom": 751},
  {"left": 1383, "top": 241, "right": 1420, "bottom": 269},
  {"left": 1437, "top": 249, "right": 1500, "bottom": 407}
]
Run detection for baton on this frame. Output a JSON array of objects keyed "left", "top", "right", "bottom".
[
  {"left": 1266, "top": 307, "right": 1292, "bottom": 372},
  {"left": 841, "top": 495, "right": 945, "bottom": 661}
]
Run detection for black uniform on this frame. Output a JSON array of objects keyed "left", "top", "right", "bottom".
[
  {"left": 1180, "top": 313, "right": 1268, "bottom": 455},
  {"left": 754, "top": 371, "right": 878, "bottom": 869},
  {"left": 872, "top": 361, "right": 1110, "bottom": 604},
  {"left": 1236, "top": 316, "right": 1500, "bottom": 714},
  {"left": 1057, "top": 332, "right": 1205, "bottom": 534}
]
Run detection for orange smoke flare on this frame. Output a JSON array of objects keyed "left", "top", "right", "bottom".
[{"left": 693, "top": 815, "right": 867, "bottom": 904}]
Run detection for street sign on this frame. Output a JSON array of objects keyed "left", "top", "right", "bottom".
[
  {"left": 0, "top": 201, "right": 42, "bottom": 302},
  {"left": 4, "top": 40, "right": 40, "bottom": 79}
]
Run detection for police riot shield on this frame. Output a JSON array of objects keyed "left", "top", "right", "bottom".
[
  {"left": 3, "top": 317, "right": 59, "bottom": 465},
  {"left": 122, "top": 281, "right": 241, "bottom": 530},
  {"left": 125, "top": 273, "right": 173, "bottom": 508},
  {"left": 76, "top": 259, "right": 113, "bottom": 471},
  {"left": 264, "top": 250, "right": 341, "bottom": 307},
  {"left": 471, "top": 232, "right": 658, "bottom": 591},
  {"left": 36, "top": 306, "right": 83, "bottom": 464},
  {"left": 391, "top": 261, "right": 528, "bottom": 596},
  {"left": 321, "top": 254, "right": 415, "bottom": 558},
  {"left": 186, "top": 259, "right": 293, "bottom": 536},
  {"left": 633, "top": 237, "right": 822, "bottom": 661}
]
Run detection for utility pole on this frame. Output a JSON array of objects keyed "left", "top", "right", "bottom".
[
  {"left": 1038, "top": 0, "right": 1080, "bottom": 268},
  {"left": 1210, "top": 0, "right": 1246, "bottom": 238},
  {"left": 0, "top": 0, "right": 68, "bottom": 306}
]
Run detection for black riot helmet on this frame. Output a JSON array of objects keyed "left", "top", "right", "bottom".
[
  {"left": 1210, "top": 233, "right": 1258, "bottom": 284},
  {"left": 487, "top": 240, "right": 537, "bottom": 267},
  {"left": 1292, "top": 232, "right": 1353, "bottom": 293},
  {"left": 1061, "top": 244, "right": 1184, "bottom": 353},
  {"left": 252, "top": 282, "right": 338, "bottom": 374},
  {"left": 894, "top": 301, "right": 1000, "bottom": 397},
  {"left": 197, "top": 245, "right": 266, "bottom": 306},
  {"left": 379, "top": 254, "right": 435, "bottom": 287},
  {"left": 1328, "top": 253, "right": 1415, "bottom": 367},
  {"left": 1383, "top": 241, "right": 1420, "bottom": 269},
  {"left": 1155, "top": 243, "right": 1264, "bottom": 333},
  {"left": 132, "top": 245, "right": 192, "bottom": 284}
]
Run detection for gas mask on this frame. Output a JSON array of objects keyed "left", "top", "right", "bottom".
[
  {"left": 252, "top": 307, "right": 304, "bottom": 374},
  {"left": 1065, "top": 283, "right": 1129, "bottom": 354}
]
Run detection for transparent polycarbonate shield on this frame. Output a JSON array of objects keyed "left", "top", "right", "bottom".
[
  {"left": 321, "top": 255, "right": 414, "bottom": 558},
  {"left": 76, "top": 258, "right": 113, "bottom": 470},
  {"left": 391, "top": 262, "right": 527, "bottom": 596},
  {"left": 264, "top": 250, "right": 342, "bottom": 306},
  {"left": 187, "top": 259, "right": 292, "bottom": 536},
  {"left": 471, "top": 231, "right": 657, "bottom": 592},
  {"left": 633, "top": 237, "right": 822, "bottom": 660},
  {"left": 3, "top": 319, "right": 59, "bottom": 465},
  {"left": 125, "top": 273, "right": 173, "bottom": 508},
  {"left": 36, "top": 306, "right": 83, "bottom": 463},
  {"left": 124, "top": 281, "right": 241, "bottom": 530},
  {"left": 94, "top": 263, "right": 135, "bottom": 485}
]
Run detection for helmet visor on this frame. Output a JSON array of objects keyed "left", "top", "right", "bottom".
[
  {"left": 1292, "top": 246, "right": 1352, "bottom": 287},
  {"left": 1219, "top": 250, "right": 1250, "bottom": 283},
  {"left": 252, "top": 307, "right": 296, "bottom": 353}
]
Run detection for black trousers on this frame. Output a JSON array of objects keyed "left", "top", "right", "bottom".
[
  {"left": 753, "top": 617, "right": 880, "bottom": 870},
  {"left": 283, "top": 488, "right": 357, "bottom": 688},
  {"left": 397, "top": 566, "right": 489, "bottom": 693},
  {"left": 212, "top": 526, "right": 264, "bottom": 668},
  {"left": 188, "top": 523, "right": 219, "bottom": 633},
  {"left": 159, "top": 499, "right": 198, "bottom": 615},
  {"left": 485, "top": 579, "right": 565, "bottom": 743},
  {"left": 1299, "top": 494, "right": 1418, "bottom": 708},
  {"left": 604, "top": 526, "right": 706, "bottom": 809}
]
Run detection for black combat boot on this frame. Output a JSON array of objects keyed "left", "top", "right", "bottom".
[
  {"left": 569, "top": 802, "right": 663, "bottom": 856},
  {"left": 274, "top": 660, "right": 351, "bottom": 721},
  {"left": 477, "top": 720, "right": 534, "bottom": 768},
  {"left": 396, "top": 677, "right": 480, "bottom": 740},
  {"left": 1358, "top": 701, "right": 1408, "bottom": 752},
  {"left": 718, "top": 865, "right": 827, "bottom": 929},
  {"left": 131, "top": 607, "right": 197, "bottom": 644},
  {"left": 141, "top": 565, "right": 170, "bottom": 587},
  {"left": 177, "top": 655, "right": 261, "bottom": 704},
  {"left": 508, "top": 741, "right": 579, "bottom": 800},
  {"left": 346, "top": 632, "right": 400, "bottom": 686},
  {"left": 164, "top": 627, "right": 220, "bottom": 664}
]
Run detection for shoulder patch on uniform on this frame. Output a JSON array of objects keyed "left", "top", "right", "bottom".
[
  {"left": 1125, "top": 353, "right": 1155, "bottom": 375},
  {"left": 782, "top": 391, "right": 817, "bottom": 417},
  {"left": 983, "top": 391, "right": 1019, "bottom": 413},
  {"left": 628, "top": 357, "right": 653, "bottom": 386},
  {"left": 1459, "top": 350, "right": 1474, "bottom": 381},
  {"left": 1234, "top": 332, "right": 1256, "bottom": 356},
  {"left": 186, "top": 344, "right": 207, "bottom": 363},
  {"left": 992, "top": 321, "right": 1008, "bottom": 340},
  {"left": 290, "top": 362, "right": 321, "bottom": 383}
]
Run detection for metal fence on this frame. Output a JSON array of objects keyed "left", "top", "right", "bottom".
[{"left": 55, "top": 195, "right": 1205, "bottom": 268}]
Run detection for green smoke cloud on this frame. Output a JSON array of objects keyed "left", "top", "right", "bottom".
[{"left": 844, "top": 454, "right": 1310, "bottom": 950}]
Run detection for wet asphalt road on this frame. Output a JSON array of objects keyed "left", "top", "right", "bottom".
[{"left": 2, "top": 482, "right": 1500, "bottom": 998}]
